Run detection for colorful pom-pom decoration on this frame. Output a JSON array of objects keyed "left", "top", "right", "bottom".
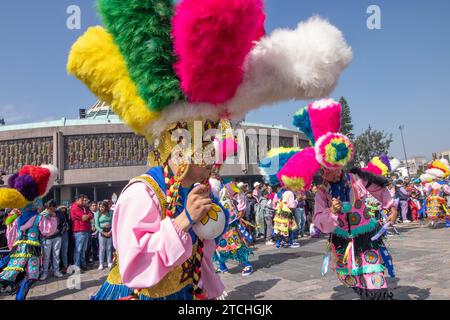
[
  {"left": 315, "top": 133, "right": 354, "bottom": 169},
  {"left": 277, "top": 147, "right": 321, "bottom": 192}
]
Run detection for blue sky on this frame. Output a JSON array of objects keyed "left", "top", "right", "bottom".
[{"left": 0, "top": 0, "right": 449, "bottom": 160}]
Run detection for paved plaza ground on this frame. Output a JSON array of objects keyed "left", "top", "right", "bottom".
[{"left": 2, "top": 222, "right": 450, "bottom": 300}]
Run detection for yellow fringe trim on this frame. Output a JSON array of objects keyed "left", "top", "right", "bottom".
[
  {"left": 14, "top": 240, "right": 40, "bottom": 247},
  {"left": 3, "top": 267, "right": 25, "bottom": 272},
  {"left": 10, "top": 253, "right": 33, "bottom": 259}
]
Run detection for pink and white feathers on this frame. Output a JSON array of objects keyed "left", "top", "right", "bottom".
[{"left": 149, "top": 12, "right": 353, "bottom": 136}]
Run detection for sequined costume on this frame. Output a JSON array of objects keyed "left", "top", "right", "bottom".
[{"left": 214, "top": 183, "right": 253, "bottom": 275}]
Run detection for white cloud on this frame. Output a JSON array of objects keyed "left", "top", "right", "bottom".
[{"left": 0, "top": 104, "right": 56, "bottom": 125}]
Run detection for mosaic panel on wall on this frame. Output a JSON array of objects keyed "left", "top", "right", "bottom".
[
  {"left": 0, "top": 138, "right": 53, "bottom": 174},
  {"left": 64, "top": 134, "right": 151, "bottom": 169}
]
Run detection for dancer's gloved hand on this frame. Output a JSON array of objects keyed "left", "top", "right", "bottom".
[{"left": 175, "top": 184, "right": 212, "bottom": 232}]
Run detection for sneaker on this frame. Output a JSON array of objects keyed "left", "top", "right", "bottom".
[
  {"left": 216, "top": 266, "right": 229, "bottom": 274},
  {"left": 289, "top": 242, "right": 300, "bottom": 248},
  {"left": 39, "top": 273, "right": 48, "bottom": 281},
  {"left": 108, "top": 263, "right": 113, "bottom": 270},
  {"left": 265, "top": 240, "right": 275, "bottom": 246},
  {"left": 242, "top": 266, "right": 253, "bottom": 276},
  {"left": 403, "top": 220, "right": 411, "bottom": 223},
  {"left": 54, "top": 271, "right": 64, "bottom": 278},
  {"left": 98, "top": 264, "right": 104, "bottom": 271},
  {"left": 60, "top": 267, "right": 68, "bottom": 275}
]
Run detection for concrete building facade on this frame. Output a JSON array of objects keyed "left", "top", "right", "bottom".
[{"left": 0, "top": 101, "right": 308, "bottom": 205}]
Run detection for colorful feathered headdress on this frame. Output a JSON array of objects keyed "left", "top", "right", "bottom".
[
  {"left": 420, "top": 158, "right": 450, "bottom": 182},
  {"left": 260, "top": 99, "right": 354, "bottom": 191},
  {"left": 362, "top": 155, "right": 399, "bottom": 177},
  {"left": 67, "top": 0, "right": 352, "bottom": 165},
  {"left": 0, "top": 165, "right": 58, "bottom": 210}
]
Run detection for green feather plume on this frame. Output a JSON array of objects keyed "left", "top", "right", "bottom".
[{"left": 97, "top": 0, "right": 185, "bottom": 111}]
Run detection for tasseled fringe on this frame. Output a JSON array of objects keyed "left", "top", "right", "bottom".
[
  {"left": 216, "top": 291, "right": 228, "bottom": 300},
  {"left": 333, "top": 219, "right": 379, "bottom": 239},
  {"left": 352, "top": 287, "right": 394, "bottom": 300},
  {"left": 332, "top": 228, "right": 384, "bottom": 255},
  {"left": 91, "top": 281, "right": 133, "bottom": 300},
  {"left": 91, "top": 281, "right": 194, "bottom": 300}
]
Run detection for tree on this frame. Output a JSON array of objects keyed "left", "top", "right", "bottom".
[
  {"left": 352, "top": 126, "right": 393, "bottom": 167},
  {"left": 339, "top": 97, "right": 354, "bottom": 140}
]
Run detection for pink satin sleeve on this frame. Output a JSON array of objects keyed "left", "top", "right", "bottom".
[
  {"left": 312, "top": 190, "right": 339, "bottom": 234},
  {"left": 113, "top": 182, "right": 193, "bottom": 289}
]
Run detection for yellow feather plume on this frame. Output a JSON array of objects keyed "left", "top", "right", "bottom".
[
  {"left": 67, "top": 26, "right": 160, "bottom": 138},
  {"left": 266, "top": 147, "right": 302, "bottom": 158},
  {"left": 0, "top": 189, "right": 29, "bottom": 209}
]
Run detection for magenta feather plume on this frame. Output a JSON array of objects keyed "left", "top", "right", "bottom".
[
  {"left": 308, "top": 99, "right": 342, "bottom": 141},
  {"left": 172, "top": 0, "right": 265, "bottom": 105},
  {"left": 277, "top": 147, "right": 321, "bottom": 192}
]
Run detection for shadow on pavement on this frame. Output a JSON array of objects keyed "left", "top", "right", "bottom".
[
  {"left": 29, "top": 276, "right": 106, "bottom": 300},
  {"left": 226, "top": 279, "right": 281, "bottom": 300},
  {"left": 227, "top": 250, "right": 323, "bottom": 275},
  {"left": 388, "top": 277, "right": 431, "bottom": 300}
]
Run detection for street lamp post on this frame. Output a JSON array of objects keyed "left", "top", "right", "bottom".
[{"left": 399, "top": 125, "right": 410, "bottom": 178}]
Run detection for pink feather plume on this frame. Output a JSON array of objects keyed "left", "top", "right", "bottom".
[
  {"left": 277, "top": 148, "right": 321, "bottom": 192},
  {"left": 172, "top": 0, "right": 265, "bottom": 105},
  {"left": 307, "top": 99, "right": 342, "bottom": 141}
]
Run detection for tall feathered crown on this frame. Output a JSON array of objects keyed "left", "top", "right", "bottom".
[
  {"left": 260, "top": 99, "right": 354, "bottom": 191},
  {"left": 67, "top": 0, "right": 352, "bottom": 165}
]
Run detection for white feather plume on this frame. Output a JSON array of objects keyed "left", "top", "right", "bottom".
[
  {"left": 389, "top": 158, "right": 401, "bottom": 172},
  {"left": 41, "top": 164, "right": 58, "bottom": 196},
  {"left": 420, "top": 173, "right": 433, "bottom": 183}
]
